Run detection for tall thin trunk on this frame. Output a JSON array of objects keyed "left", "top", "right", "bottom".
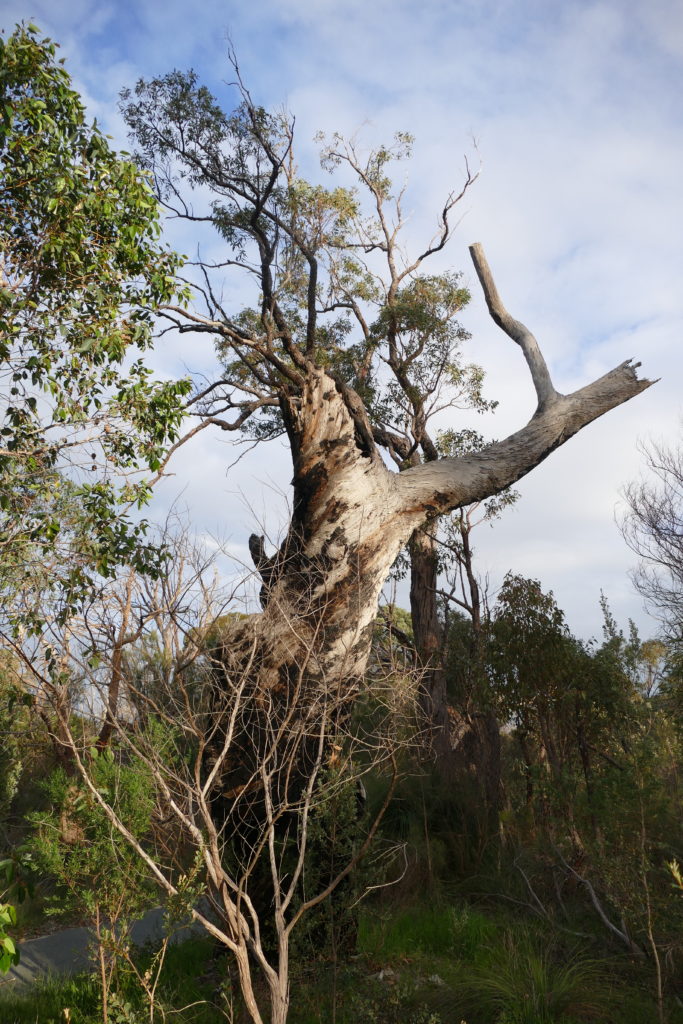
[
  {"left": 575, "top": 701, "right": 600, "bottom": 840},
  {"left": 97, "top": 571, "right": 135, "bottom": 751},
  {"left": 409, "top": 521, "right": 453, "bottom": 766},
  {"left": 478, "top": 708, "right": 502, "bottom": 834},
  {"left": 459, "top": 517, "right": 502, "bottom": 836},
  {"left": 518, "top": 727, "right": 535, "bottom": 810}
]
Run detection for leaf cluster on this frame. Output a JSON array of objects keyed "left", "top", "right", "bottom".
[{"left": 0, "top": 25, "right": 192, "bottom": 632}]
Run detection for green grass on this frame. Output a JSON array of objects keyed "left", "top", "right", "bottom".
[
  {"left": 0, "top": 972, "right": 102, "bottom": 1024},
  {"left": 440, "top": 935, "right": 616, "bottom": 1024},
  {"left": 358, "top": 901, "right": 495, "bottom": 960},
  {"left": 2, "top": 901, "right": 678, "bottom": 1024},
  {"left": 292, "top": 899, "right": 675, "bottom": 1024},
  {"left": 0, "top": 936, "right": 229, "bottom": 1023}
]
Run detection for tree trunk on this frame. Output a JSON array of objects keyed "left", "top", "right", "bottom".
[
  {"left": 408, "top": 518, "right": 502, "bottom": 814},
  {"left": 211, "top": 248, "right": 653, "bottom": 800},
  {"left": 210, "top": 368, "right": 416, "bottom": 806},
  {"left": 97, "top": 571, "right": 135, "bottom": 751},
  {"left": 473, "top": 708, "right": 502, "bottom": 836},
  {"left": 409, "top": 521, "right": 453, "bottom": 765},
  {"left": 194, "top": 249, "right": 653, "bottom": 1015},
  {"left": 221, "top": 368, "right": 415, "bottom": 693},
  {"left": 518, "top": 727, "right": 535, "bottom": 810},
  {"left": 457, "top": 515, "right": 503, "bottom": 837}
]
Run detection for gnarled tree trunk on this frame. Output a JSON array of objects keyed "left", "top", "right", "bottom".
[{"left": 214, "top": 245, "right": 652, "bottom": 801}]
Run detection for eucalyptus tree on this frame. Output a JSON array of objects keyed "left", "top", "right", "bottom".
[
  {"left": 0, "top": 25, "right": 191, "bottom": 637},
  {"left": 120, "top": 63, "right": 653, "bottom": 755}
]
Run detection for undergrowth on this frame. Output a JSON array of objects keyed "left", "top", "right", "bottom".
[
  {"left": 0, "top": 936, "right": 227, "bottom": 1023},
  {"left": 1, "top": 901, "right": 680, "bottom": 1024}
]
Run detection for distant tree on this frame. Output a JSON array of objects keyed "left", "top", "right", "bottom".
[
  {"left": 622, "top": 438, "right": 683, "bottom": 641},
  {"left": 489, "top": 581, "right": 683, "bottom": 997},
  {"left": 489, "top": 577, "right": 628, "bottom": 841},
  {"left": 489, "top": 574, "right": 576, "bottom": 817}
]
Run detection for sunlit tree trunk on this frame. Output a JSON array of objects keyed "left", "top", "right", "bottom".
[{"left": 227, "top": 316, "right": 651, "bottom": 755}]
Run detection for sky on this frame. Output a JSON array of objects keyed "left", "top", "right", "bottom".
[{"left": 3, "top": 0, "right": 683, "bottom": 639}]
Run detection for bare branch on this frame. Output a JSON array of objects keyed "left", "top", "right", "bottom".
[{"left": 469, "top": 242, "right": 558, "bottom": 411}]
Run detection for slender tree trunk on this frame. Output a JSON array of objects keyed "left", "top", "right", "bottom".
[
  {"left": 576, "top": 702, "right": 601, "bottom": 840},
  {"left": 408, "top": 515, "right": 502, "bottom": 818},
  {"left": 97, "top": 571, "right": 135, "bottom": 751},
  {"left": 409, "top": 521, "right": 453, "bottom": 766},
  {"left": 518, "top": 728, "right": 535, "bottom": 810},
  {"left": 459, "top": 520, "right": 503, "bottom": 837},
  {"left": 409, "top": 521, "right": 441, "bottom": 663},
  {"left": 478, "top": 708, "right": 502, "bottom": 835}
]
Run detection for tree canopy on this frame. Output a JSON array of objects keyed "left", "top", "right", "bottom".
[{"left": 0, "top": 25, "right": 192, "bottom": 628}]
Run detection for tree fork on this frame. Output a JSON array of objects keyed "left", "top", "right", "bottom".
[
  {"left": 399, "top": 257, "right": 653, "bottom": 513},
  {"left": 214, "top": 245, "right": 653, "bottom": 794}
]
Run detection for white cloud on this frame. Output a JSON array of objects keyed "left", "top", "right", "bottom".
[{"left": 5, "top": 0, "right": 681, "bottom": 637}]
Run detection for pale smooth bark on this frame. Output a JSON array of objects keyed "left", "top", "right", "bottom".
[
  {"left": 244, "top": 245, "right": 653, "bottom": 695},
  {"left": 398, "top": 356, "right": 652, "bottom": 514}
]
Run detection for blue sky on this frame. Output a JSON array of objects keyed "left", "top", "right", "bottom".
[{"left": 4, "top": 0, "right": 683, "bottom": 638}]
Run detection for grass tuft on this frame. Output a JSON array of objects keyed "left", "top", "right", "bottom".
[{"left": 438, "top": 932, "right": 617, "bottom": 1024}]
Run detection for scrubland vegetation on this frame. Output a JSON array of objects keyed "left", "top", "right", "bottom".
[{"left": 1, "top": 22, "right": 680, "bottom": 1024}]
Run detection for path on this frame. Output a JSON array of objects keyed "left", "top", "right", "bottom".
[{"left": 1, "top": 908, "right": 195, "bottom": 991}]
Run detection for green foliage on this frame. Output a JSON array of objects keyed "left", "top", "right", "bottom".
[
  {"left": 0, "top": 656, "right": 32, "bottom": 819},
  {"left": 0, "top": 898, "right": 19, "bottom": 973},
  {"left": 27, "top": 753, "right": 155, "bottom": 926},
  {"left": 581, "top": 709, "right": 683, "bottom": 955},
  {"left": 121, "top": 70, "right": 490, "bottom": 466},
  {"left": 451, "top": 935, "right": 613, "bottom": 1024},
  {"left": 486, "top": 577, "right": 634, "bottom": 821},
  {"left": 0, "top": 24, "right": 191, "bottom": 630},
  {"left": 295, "top": 767, "right": 367, "bottom": 956},
  {"left": 0, "top": 671, "right": 38, "bottom": 977},
  {"left": 489, "top": 574, "right": 571, "bottom": 714},
  {"left": 366, "top": 271, "right": 486, "bottom": 433},
  {"left": 0, "top": 936, "right": 225, "bottom": 1021},
  {"left": 23, "top": 751, "right": 163, "bottom": 1016},
  {"left": 358, "top": 902, "right": 494, "bottom": 961},
  {"left": 0, "top": 899, "right": 675, "bottom": 1023},
  {"left": 0, "top": 847, "right": 36, "bottom": 975}
]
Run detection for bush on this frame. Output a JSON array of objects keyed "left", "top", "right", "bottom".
[{"left": 446, "top": 933, "right": 614, "bottom": 1024}]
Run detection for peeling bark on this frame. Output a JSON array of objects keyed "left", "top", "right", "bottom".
[{"left": 214, "top": 247, "right": 653, "bottom": 802}]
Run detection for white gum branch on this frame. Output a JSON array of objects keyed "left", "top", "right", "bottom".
[
  {"left": 469, "top": 242, "right": 558, "bottom": 411},
  {"left": 394, "top": 243, "right": 655, "bottom": 518}
]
